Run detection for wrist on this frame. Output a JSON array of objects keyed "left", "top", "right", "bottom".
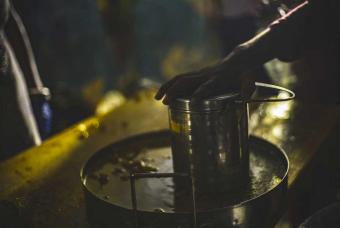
[{"left": 219, "top": 45, "right": 250, "bottom": 74}]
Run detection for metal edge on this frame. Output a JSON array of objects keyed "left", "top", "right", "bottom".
[{"left": 80, "top": 130, "right": 289, "bottom": 215}]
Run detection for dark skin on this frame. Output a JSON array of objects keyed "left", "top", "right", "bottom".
[
  {"left": 155, "top": 27, "right": 281, "bottom": 105},
  {"left": 155, "top": 0, "right": 335, "bottom": 105}
]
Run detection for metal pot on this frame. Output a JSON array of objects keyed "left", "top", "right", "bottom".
[
  {"left": 168, "top": 82, "right": 295, "bottom": 194},
  {"left": 81, "top": 130, "right": 290, "bottom": 228}
]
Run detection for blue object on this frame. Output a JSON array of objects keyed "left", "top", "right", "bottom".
[{"left": 31, "top": 97, "right": 53, "bottom": 139}]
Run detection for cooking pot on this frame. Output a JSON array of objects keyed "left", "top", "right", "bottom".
[{"left": 168, "top": 82, "right": 295, "bottom": 193}]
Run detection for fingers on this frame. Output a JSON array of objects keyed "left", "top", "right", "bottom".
[
  {"left": 154, "top": 70, "right": 199, "bottom": 100},
  {"left": 154, "top": 76, "right": 181, "bottom": 100},
  {"left": 155, "top": 64, "right": 231, "bottom": 105},
  {"left": 161, "top": 79, "right": 196, "bottom": 105},
  {"left": 157, "top": 74, "right": 212, "bottom": 105},
  {"left": 162, "top": 94, "right": 170, "bottom": 105},
  {"left": 190, "top": 75, "right": 242, "bottom": 103}
]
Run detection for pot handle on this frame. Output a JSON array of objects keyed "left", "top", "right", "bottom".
[{"left": 245, "top": 82, "right": 295, "bottom": 103}]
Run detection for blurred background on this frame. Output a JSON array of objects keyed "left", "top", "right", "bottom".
[
  {"left": 13, "top": 0, "right": 335, "bottom": 136},
  {"left": 1, "top": 1, "right": 340, "bottom": 228}
]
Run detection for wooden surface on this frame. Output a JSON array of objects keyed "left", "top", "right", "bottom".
[{"left": 0, "top": 89, "right": 339, "bottom": 227}]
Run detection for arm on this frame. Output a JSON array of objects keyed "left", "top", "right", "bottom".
[{"left": 156, "top": 0, "right": 332, "bottom": 104}]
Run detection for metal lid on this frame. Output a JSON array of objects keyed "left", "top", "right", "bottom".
[{"left": 169, "top": 93, "right": 240, "bottom": 112}]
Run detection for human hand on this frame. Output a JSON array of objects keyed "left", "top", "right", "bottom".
[{"left": 155, "top": 60, "right": 255, "bottom": 105}]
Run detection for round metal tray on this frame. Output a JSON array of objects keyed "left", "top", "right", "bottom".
[{"left": 81, "top": 130, "right": 289, "bottom": 228}]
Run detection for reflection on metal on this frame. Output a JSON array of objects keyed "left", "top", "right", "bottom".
[
  {"left": 267, "top": 95, "right": 293, "bottom": 119},
  {"left": 81, "top": 131, "right": 288, "bottom": 228},
  {"left": 168, "top": 95, "right": 249, "bottom": 194},
  {"left": 268, "top": 103, "right": 290, "bottom": 119},
  {"left": 272, "top": 125, "right": 284, "bottom": 138},
  {"left": 129, "top": 172, "right": 198, "bottom": 228},
  {"left": 250, "top": 100, "right": 295, "bottom": 146},
  {"left": 168, "top": 83, "right": 294, "bottom": 196},
  {"left": 264, "top": 59, "right": 297, "bottom": 89},
  {"left": 232, "top": 207, "right": 247, "bottom": 226},
  {"left": 2, "top": 88, "right": 339, "bottom": 227}
]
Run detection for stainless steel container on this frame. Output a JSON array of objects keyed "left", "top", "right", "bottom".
[
  {"left": 169, "top": 93, "right": 249, "bottom": 193},
  {"left": 81, "top": 131, "right": 290, "bottom": 228},
  {"left": 168, "top": 82, "right": 295, "bottom": 194}
]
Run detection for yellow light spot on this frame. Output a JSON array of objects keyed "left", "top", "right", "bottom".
[
  {"left": 267, "top": 101, "right": 292, "bottom": 119},
  {"left": 78, "top": 124, "right": 90, "bottom": 139},
  {"left": 272, "top": 176, "right": 282, "bottom": 186},
  {"left": 0, "top": 117, "right": 100, "bottom": 197},
  {"left": 272, "top": 125, "right": 284, "bottom": 138},
  {"left": 96, "top": 91, "right": 126, "bottom": 116},
  {"left": 170, "top": 120, "right": 181, "bottom": 134}
]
